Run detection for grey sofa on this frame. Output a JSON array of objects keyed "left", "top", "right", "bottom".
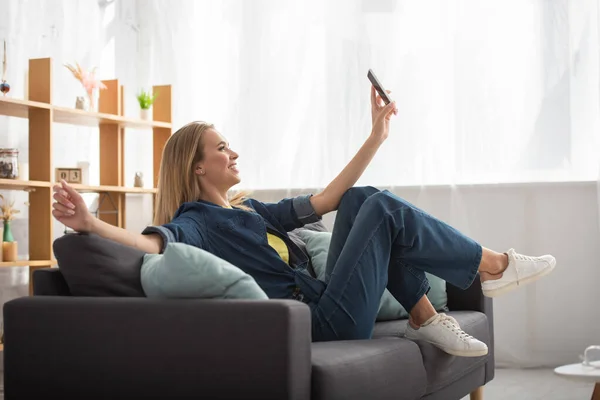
[{"left": 3, "top": 233, "right": 494, "bottom": 400}]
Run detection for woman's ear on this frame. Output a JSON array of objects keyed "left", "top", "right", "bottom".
[{"left": 194, "top": 163, "right": 205, "bottom": 176}]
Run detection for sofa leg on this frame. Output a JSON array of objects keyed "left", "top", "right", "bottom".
[{"left": 470, "top": 386, "right": 483, "bottom": 400}]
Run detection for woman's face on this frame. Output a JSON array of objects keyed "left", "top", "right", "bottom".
[{"left": 197, "top": 128, "right": 241, "bottom": 191}]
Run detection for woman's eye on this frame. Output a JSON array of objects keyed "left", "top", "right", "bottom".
[{"left": 219, "top": 146, "right": 225, "bottom": 151}]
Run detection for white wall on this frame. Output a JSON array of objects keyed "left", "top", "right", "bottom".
[{"left": 250, "top": 181, "right": 600, "bottom": 368}]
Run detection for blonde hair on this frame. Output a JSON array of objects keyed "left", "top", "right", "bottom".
[{"left": 153, "top": 121, "right": 250, "bottom": 226}]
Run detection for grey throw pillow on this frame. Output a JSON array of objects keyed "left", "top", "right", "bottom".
[{"left": 53, "top": 233, "right": 146, "bottom": 297}]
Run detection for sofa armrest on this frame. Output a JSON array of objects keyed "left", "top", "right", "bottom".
[
  {"left": 3, "top": 297, "right": 311, "bottom": 400},
  {"left": 446, "top": 276, "right": 495, "bottom": 383},
  {"left": 32, "top": 267, "right": 71, "bottom": 296}
]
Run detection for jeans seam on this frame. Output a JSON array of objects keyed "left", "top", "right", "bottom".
[{"left": 317, "top": 216, "right": 388, "bottom": 328}]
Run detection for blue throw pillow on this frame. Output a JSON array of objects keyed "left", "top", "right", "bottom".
[
  {"left": 297, "top": 230, "right": 448, "bottom": 321},
  {"left": 140, "top": 242, "right": 268, "bottom": 300}
]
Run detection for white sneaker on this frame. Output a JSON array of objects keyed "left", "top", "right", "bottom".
[
  {"left": 404, "top": 313, "right": 488, "bottom": 357},
  {"left": 482, "top": 248, "right": 556, "bottom": 298}
]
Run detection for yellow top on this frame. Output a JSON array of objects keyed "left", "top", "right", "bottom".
[
  {"left": 223, "top": 205, "right": 290, "bottom": 265},
  {"left": 266, "top": 232, "right": 290, "bottom": 265}
]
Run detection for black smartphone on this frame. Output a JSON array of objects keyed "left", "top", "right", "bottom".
[{"left": 367, "top": 69, "right": 393, "bottom": 105}]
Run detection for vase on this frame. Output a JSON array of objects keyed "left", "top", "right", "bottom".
[
  {"left": 140, "top": 108, "right": 151, "bottom": 120},
  {"left": 2, "top": 242, "right": 17, "bottom": 262},
  {"left": 3, "top": 221, "right": 13, "bottom": 243}
]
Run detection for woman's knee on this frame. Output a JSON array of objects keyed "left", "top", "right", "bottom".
[
  {"left": 357, "top": 191, "right": 422, "bottom": 225},
  {"left": 339, "top": 186, "right": 381, "bottom": 208}
]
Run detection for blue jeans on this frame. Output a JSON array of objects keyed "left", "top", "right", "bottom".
[{"left": 310, "top": 186, "right": 482, "bottom": 342}]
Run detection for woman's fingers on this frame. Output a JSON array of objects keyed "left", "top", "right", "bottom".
[
  {"left": 386, "top": 101, "right": 398, "bottom": 118},
  {"left": 53, "top": 184, "right": 71, "bottom": 201},
  {"left": 52, "top": 209, "right": 69, "bottom": 220},
  {"left": 53, "top": 191, "right": 75, "bottom": 209},
  {"left": 377, "top": 101, "right": 398, "bottom": 122},
  {"left": 60, "top": 180, "right": 83, "bottom": 201},
  {"left": 53, "top": 202, "right": 75, "bottom": 215}
]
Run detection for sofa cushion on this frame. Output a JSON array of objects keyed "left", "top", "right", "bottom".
[
  {"left": 141, "top": 242, "right": 268, "bottom": 299},
  {"left": 372, "top": 311, "right": 490, "bottom": 395},
  {"left": 288, "top": 220, "right": 328, "bottom": 253},
  {"left": 311, "top": 338, "right": 427, "bottom": 400},
  {"left": 53, "top": 233, "right": 146, "bottom": 297}
]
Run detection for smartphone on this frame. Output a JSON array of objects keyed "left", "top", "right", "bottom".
[{"left": 367, "top": 69, "right": 393, "bottom": 105}]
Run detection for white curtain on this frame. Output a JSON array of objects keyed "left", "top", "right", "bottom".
[{"left": 138, "top": 0, "right": 600, "bottom": 191}]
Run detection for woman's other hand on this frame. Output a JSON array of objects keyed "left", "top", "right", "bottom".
[{"left": 52, "top": 180, "right": 95, "bottom": 233}]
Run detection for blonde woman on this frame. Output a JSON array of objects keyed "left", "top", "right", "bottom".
[{"left": 52, "top": 87, "right": 555, "bottom": 357}]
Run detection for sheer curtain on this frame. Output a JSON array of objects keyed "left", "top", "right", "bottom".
[{"left": 138, "top": 0, "right": 600, "bottom": 191}]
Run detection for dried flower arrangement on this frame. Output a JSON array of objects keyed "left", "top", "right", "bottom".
[{"left": 64, "top": 62, "right": 107, "bottom": 111}]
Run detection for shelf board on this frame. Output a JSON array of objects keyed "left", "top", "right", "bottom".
[
  {"left": 53, "top": 106, "right": 172, "bottom": 129},
  {"left": 0, "top": 98, "right": 172, "bottom": 129},
  {"left": 0, "top": 179, "right": 156, "bottom": 194},
  {"left": 0, "top": 97, "right": 51, "bottom": 118},
  {"left": 0, "top": 178, "right": 52, "bottom": 191},
  {"left": 71, "top": 184, "right": 157, "bottom": 194},
  {"left": 0, "top": 259, "right": 56, "bottom": 267}
]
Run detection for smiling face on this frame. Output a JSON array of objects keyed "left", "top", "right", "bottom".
[{"left": 196, "top": 128, "right": 241, "bottom": 193}]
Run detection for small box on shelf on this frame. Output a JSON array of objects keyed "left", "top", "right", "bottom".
[{"left": 55, "top": 168, "right": 82, "bottom": 184}]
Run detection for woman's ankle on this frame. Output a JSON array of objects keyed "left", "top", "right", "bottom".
[
  {"left": 408, "top": 295, "right": 438, "bottom": 327},
  {"left": 479, "top": 248, "right": 509, "bottom": 275},
  {"left": 409, "top": 310, "right": 438, "bottom": 328}
]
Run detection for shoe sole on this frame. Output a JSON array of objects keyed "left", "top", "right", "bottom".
[
  {"left": 442, "top": 347, "right": 489, "bottom": 357},
  {"left": 404, "top": 334, "right": 489, "bottom": 357},
  {"left": 482, "top": 258, "right": 556, "bottom": 298}
]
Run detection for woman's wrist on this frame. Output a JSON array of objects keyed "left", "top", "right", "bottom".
[
  {"left": 86, "top": 215, "right": 99, "bottom": 234},
  {"left": 367, "top": 131, "right": 387, "bottom": 147}
]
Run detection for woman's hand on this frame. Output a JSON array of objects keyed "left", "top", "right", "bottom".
[
  {"left": 52, "top": 180, "right": 95, "bottom": 233},
  {"left": 370, "top": 85, "right": 398, "bottom": 143}
]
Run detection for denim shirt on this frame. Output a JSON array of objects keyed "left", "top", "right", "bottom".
[{"left": 141, "top": 195, "right": 327, "bottom": 303}]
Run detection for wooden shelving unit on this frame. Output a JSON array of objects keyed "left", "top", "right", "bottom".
[{"left": 0, "top": 57, "right": 172, "bottom": 294}]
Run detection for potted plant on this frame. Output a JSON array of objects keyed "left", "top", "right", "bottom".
[{"left": 137, "top": 89, "right": 157, "bottom": 120}]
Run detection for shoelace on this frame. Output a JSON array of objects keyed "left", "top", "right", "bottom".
[
  {"left": 511, "top": 250, "right": 543, "bottom": 262},
  {"left": 513, "top": 254, "right": 542, "bottom": 262},
  {"left": 435, "top": 314, "right": 474, "bottom": 342}
]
